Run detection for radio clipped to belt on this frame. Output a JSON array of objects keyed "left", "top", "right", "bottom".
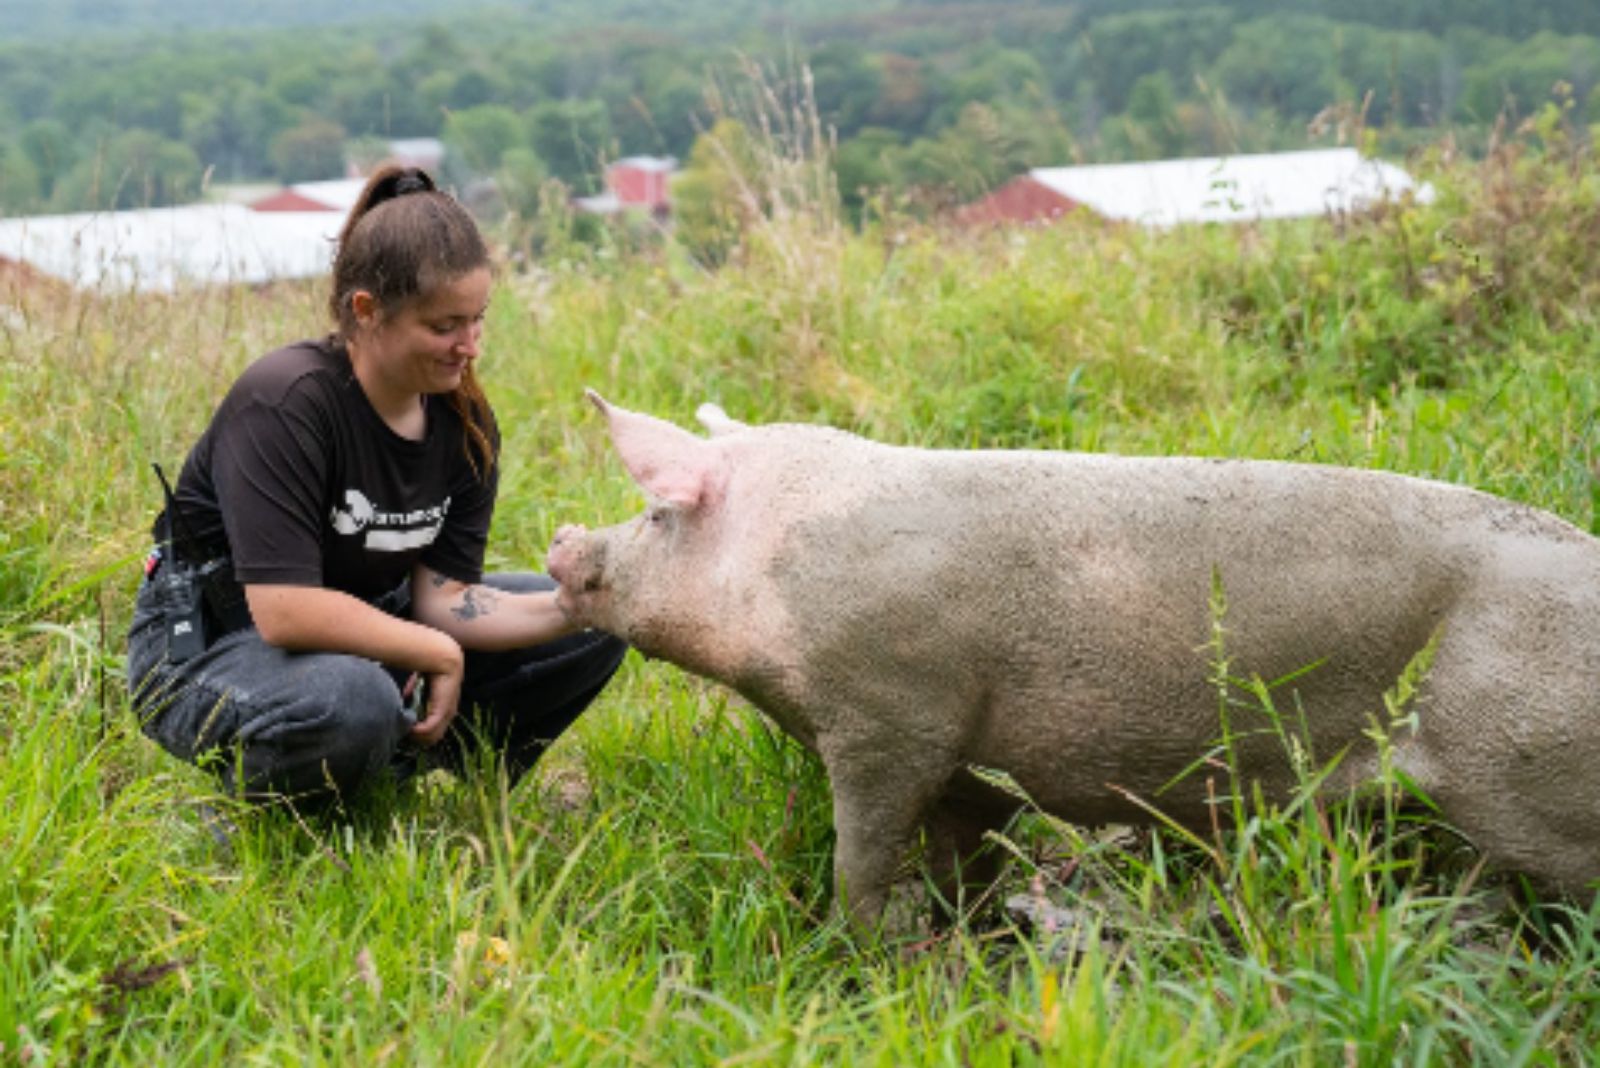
[{"left": 151, "top": 463, "right": 252, "bottom": 663}]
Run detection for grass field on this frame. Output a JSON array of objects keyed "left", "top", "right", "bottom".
[{"left": 3, "top": 128, "right": 1600, "bottom": 1064}]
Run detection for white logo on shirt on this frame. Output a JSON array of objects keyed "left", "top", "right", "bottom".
[
  {"left": 330, "top": 489, "right": 377, "bottom": 535},
  {"left": 330, "top": 489, "right": 450, "bottom": 552}
]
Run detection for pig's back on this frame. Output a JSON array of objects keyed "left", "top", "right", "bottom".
[{"left": 819, "top": 444, "right": 1597, "bottom": 599}]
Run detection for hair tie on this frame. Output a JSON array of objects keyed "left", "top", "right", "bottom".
[{"left": 394, "top": 171, "right": 431, "bottom": 196}]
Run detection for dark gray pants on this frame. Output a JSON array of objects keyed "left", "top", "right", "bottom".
[{"left": 126, "top": 571, "right": 628, "bottom": 804}]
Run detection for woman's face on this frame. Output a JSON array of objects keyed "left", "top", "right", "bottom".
[{"left": 352, "top": 266, "right": 492, "bottom": 398}]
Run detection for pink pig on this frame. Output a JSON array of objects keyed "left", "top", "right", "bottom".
[{"left": 548, "top": 390, "right": 1600, "bottom": 927}]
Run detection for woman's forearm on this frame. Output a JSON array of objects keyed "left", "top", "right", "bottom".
[
  {"left": 245, "top": 583, "right": 462, "bottom": 675},
  {"left": 410, "top": 569, "right": 579, "bottom": 651}
]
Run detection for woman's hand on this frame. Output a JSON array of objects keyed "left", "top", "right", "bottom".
[
  {"left": 410, "top": 646, "right": 465, "bottom": 746},
  {"left": 246, "top": 583, "right": 467, "bottom": 745}
]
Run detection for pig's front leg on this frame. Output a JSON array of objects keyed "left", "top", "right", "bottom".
[{"left": 822, "top": 735, "right": 957, "bottom": 934}]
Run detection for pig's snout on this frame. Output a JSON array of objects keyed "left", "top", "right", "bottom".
[
  {"left": 547, "top": 525, "right": 606, "bottom": 593},
  {"left": 547, "top": 526, "right": 583, "bottom": 582}
]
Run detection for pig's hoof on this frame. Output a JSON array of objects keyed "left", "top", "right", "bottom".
[
  {"left": 879, "top": 880, "right": 934, "bottom": 942},
  {"left": 1004, "top": 893, "right": 1117, "bottom": 961}
]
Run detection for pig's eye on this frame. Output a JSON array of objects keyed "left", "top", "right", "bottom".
[{"left": 646, "top": 505, "right": 670, "bottom": 526}]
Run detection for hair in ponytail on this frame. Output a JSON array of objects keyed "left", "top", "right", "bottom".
[{"left": 330, "top": 165, "right": 497, "bottom": 479}]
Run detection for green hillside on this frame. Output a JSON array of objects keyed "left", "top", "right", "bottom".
[{"left": 3, "top": 120, "right": 1599, "bottom": 1059}]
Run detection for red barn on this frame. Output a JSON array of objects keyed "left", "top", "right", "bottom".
[
  {"left": 956, "top": 174, "right": 1082, "bottom": 227},
  {"left": 249, "top": 189, "right": 338, "bottom": 213},
  {"left": 577, "top": 156, "right": 678, "bottom": 217},
  {"left": 607, "top": 157, "right": 675, "bottom": 210},
  {"left": 248, "top": 179, "right": 366, "bottom": 214}
]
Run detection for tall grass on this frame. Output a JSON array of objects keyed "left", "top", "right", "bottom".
[{"left": 3, "top": 114, "right": 1600, "bottom": 1061}]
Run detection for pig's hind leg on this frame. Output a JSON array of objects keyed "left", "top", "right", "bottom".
[{"left": 1410, "top": 602, "right": 1600, "bottom": 896}]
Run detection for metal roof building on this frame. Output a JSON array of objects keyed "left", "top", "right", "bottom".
[
  {"left": 0, "top": 203, "right": 341, "bottom": 292},
  {"left": 960, "top": 148, "right": 1432, "bottom": 228}
]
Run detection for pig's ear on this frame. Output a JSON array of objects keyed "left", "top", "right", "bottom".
[
  {"left": 587, "top": 389, "right": 717, "bottom": 508},
  {"left": 696, "top": 402, "right": 745, "bottom": 438}
]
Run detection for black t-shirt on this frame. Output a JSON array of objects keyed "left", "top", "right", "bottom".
[{"left": 160, "top": 337, "right": 498, "bottom": 600}]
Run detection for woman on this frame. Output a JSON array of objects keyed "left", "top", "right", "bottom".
[{"left": 126, "top": 165, "right": 627, "bottom": 805}]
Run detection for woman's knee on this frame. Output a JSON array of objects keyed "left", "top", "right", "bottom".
[{"left": 236, "top": 655, "right": 408, "bottom": 799}]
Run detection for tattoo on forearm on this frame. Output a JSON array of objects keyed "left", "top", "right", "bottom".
[{"left": 450, "top": 585, "right": 501, "bottom": 623}]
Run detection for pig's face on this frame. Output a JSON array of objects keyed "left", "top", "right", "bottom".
[
  {"left": 545, "top": 391, "right": 744, "bottom": 672},
  {"left": 548, "top": 501, "right": 709, "bottom": 652}
]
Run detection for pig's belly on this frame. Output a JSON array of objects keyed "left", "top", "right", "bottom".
[{"left": 947, "top": 557, "right": 1454, "bottom": 822}]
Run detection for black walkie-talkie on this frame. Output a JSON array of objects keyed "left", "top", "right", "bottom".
[{"left": 152, "top": 462, "right": 207, "bottom": 662}]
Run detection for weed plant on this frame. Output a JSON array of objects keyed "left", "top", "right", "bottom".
[{"left": 3, "top": 112, "right": 1599, "bottom": 1062}]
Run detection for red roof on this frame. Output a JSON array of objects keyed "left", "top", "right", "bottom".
[
  {"left": 955, "top": 175, "right": 1082, "bottom": 227},
  {"left": 249, "top": 189, "right": 343, "bottom": 213}
]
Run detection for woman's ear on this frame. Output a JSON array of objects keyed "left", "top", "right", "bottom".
[{"left": 350, "top": 290, "right": 380, "bottom": 330}]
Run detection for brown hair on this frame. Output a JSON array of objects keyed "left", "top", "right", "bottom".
[{"left": 331, "top": 165, "right": 497, "bottom": 478}]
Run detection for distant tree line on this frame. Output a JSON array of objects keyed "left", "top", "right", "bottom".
[{"left": 0, "top": 0, "right": 1595, "bottom": 221}]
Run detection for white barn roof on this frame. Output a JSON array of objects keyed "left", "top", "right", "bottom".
[
  {"left": 1030, "top": 148, "right": 1431, "bottom": 226},
  {"left": 611, "top": 156, "right": 677, "bottom": 173},
  {"left": 0, "top": 203, "right": 340, "bottom": 292}
]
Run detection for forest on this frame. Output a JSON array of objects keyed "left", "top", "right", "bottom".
[{"left": 0, "top": 0, "right": 1597, "bottom": 220}]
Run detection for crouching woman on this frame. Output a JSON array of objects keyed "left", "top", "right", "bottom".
[{"left": 126, "top": 165, "right": 627, "bottom": 804}]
